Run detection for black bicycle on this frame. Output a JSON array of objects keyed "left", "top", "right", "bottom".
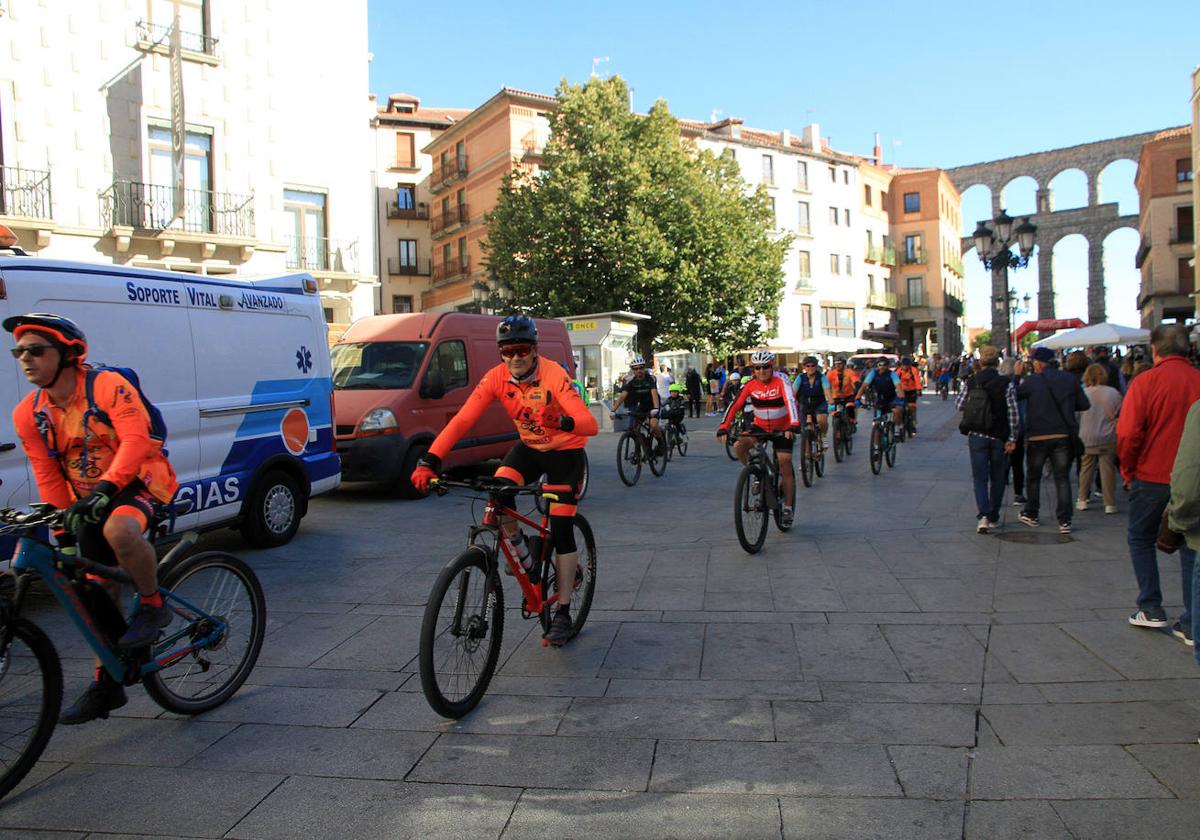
[
  {"left": 868, "top": 405, "right": 899, "bottom": 475},
  {"left": 729, "top": 430, "right": 794, "bottom": 553},
  {"left": 831, "top": 400, "right": 855, "bottom": 462},
  {"left": 798, "top": 408, "right": 825, "bottom": 487},
  {"left": 616, "top": 413, "right": 666, "bottom": 486}
]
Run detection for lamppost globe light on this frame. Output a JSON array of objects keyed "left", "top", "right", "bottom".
[
  {"left": 994, "top": 209, "right": 1014, "bottom": 243},
  {"left": 973, "top": 223, "right": 994, "bottom": 258},
  {"left": 1016, "top": 219, "right": 1037, "bottom": 258}
]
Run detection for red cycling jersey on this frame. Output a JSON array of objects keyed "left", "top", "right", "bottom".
[{"left": 719, "top": 373, "right": 800, "bottom": 434}]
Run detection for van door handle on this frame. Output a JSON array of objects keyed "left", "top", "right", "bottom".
[{"left": 0, "top": 443, "right": 16, "bottom": 452}]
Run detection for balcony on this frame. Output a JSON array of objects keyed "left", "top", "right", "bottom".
[
  {"left": 433, "top": 258, "right": 471, "bottom": 285},
  {"left": 880, "top": 246, "right": 897, "bottom": 266},
  {"left": 865, "top": 244, "right": 882, "bottom": 263},
  {"left": 0, "top": 165, "right": 52, "bottom": 220},
  {"left": 431, "top": 204, "right": 470, "bottom": 238},
  {"left": 945, "top": 292, "right": 964, "bottom": 315},
  {"left": 1169, "top": 227, "right": 1194, "bottom": 245},
  {"left": 99, "top": 180, "right": 254, "bottom": 237},
  {"left": 944, "top": 255, "right": 965, "bottom": 277},
  {"left": 134, "top": 19, "right": 219, "bottom": 56},
  {"left": 867, "top": 291, "right": 898, "bottom": 309},
  {"left": 430, "top": 156, "right": 469, "bottom": 193},
  {"left": 387, "top": 201, "right": 429, "bottom": 221},
  {"left": 285, "top": 236, "right": 360, "bottom": 275},
  {"left": 795, "top": 274, "right": 815, "bottom": 292},
  {"left": 387, "top": 257, "right": 432, "bottom": 277},
  {"left": 902, "top": 248, "right": 926, "bottom": 265}
]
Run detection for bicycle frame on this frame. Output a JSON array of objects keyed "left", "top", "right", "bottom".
[
  {"left": 8, "top": 535, "right": 223, "bottom": 683},
  {"left": 474, "top": 497, "right": 556, "bottom": 618}
]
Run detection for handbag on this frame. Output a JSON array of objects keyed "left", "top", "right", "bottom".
[{"left": 1046, "top": 378, "right": 1086, "bottom": 458}]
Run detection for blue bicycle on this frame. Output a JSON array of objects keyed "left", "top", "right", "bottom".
[{"left": 0, "top": 504, "right": 265, "bottom": 799}]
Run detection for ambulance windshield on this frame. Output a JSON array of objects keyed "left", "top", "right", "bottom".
[{"left": 331, "top": 341, "right": 429, "bottom": 390}]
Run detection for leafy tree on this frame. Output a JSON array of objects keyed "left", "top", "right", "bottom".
[
  {"left": 484, "top": 75, "right": 791, "bottom": 359},
  {"left": 970, "top": 330, "right": 992, "bottom": 351}
]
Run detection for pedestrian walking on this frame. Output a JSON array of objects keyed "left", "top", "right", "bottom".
[
  {"left": 685, "top": 366, "right": 702, "bottom": 418},
  {"left": 957, "top": 345, "right": 1018, "bottom": 534},
  {"left": 1077, "top": 364, "right": 1122, "bottom": 514},
  {"left": 1117, "top": 324, "right": 1200, "bottom": 634},
  {"left": 1164, "top": 399, "right": 1200, "bottom": 654},
  {"left": 1000, "top": 357, "right": 1028, "bottom": 506},
  {"left": 1016, "top": 346, "right": 1090, "bottom": 534}
]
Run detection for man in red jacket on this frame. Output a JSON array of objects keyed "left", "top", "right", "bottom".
[{"left": 1117, "top": 324, "right": 1200, "bottom": 642}]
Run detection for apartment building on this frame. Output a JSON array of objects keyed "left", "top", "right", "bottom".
[
  {"left": 372, "top": 93, "right": 469, "bottom": 315},
  {"left": 419, "top": 88, "right": 555, "bottom": 312},
  {"left": 859, "top": 159, "right": 899, "bottom": 345},
  {"left": 0, "top": 0, "right": 375, "bottom": 335},
  {"left": 886, "top": 169, "right": 966, "bottom": 356},
  {"left": 1134, "top": 125, "right": 1194, "bottom": 327}
]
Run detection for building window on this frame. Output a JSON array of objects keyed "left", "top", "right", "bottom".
[
  {"left": 323, "top": 307, "right": 335, "bottom": 323},
  {"left": 398, "top": 239, "right": 417, "bottom": 268},
  {"left": 1177, "top": 158, "right": 1194, "bottom": 183},
  {"left": 797, "top": 201, "right": 810, "bottom": 233},
  {"left": 1176, "top": 205, "right": 1194, "bottom": 242},
  {"left": 843, "top": 208, "right": 850, "bottom": 226},
  {"left": 392, "top": 295, "right": 414, "bottom": 313},
  {"left": 455, "top": 140, "right": 466, "bottom": 169},
  {"left": 798, "top": 250, "right": 811, "bottom": 278},
  {"left": 395, "top": 132, "right": 416, "bottom": 168},
  {"left": 904, "top": 234, "right": 923, "bottom": 263},
  {"left": 881, "top": 190, "right": 888, "bottom": 208},
  {"left": 829, "top": 166, "right": 837, "bottom": 183},
  {"left": 148, "top": 124, "right": 213, "bottom": 228},
  {"left": 864, "top": 184, "right": 872, "bottom": 206},
  {"left": 843, "top": 170, "right": 849, "bottom": 185},
  {"left": 830, "top": 254, "right": 840, "bottom": 274},
  {"left": 457, "top": 236, "right": 468, "bottom": 268},
  {"left": 442, "top": 242, "right": 452, "bottom": 268},
  {"left": 866, "top": 229, "right": 874, "bottom": 249},
  {"left": 903, "top": 192, "right": 920, "bottom": 213},
  {"left": 830, "top": 206, "right": 839, "bottom": 225},
  {"left": 284, "top": 189, "right": 327, "bottom": 270},
  {"left": 148, "top": 0, "right": 211, "bottom": 52},
  {"left": 396, "top": 185, "right": 415, "bottom": 210},
  {"left": 762, "top": 154, "right": 774, "bottom": 186},
  {"left": 800, "top": 304, "right": 813, "bottom": 339},
  {"left": 723, "top": 147, "right": 736, "bottom": 161},
  {"left": 906, "top": 276, "right": 926, "bottom": 307},
  {"left": 1181, "top": 257, "right": 1195, "bottom": 287},
  {"left": 844, "top": 255, "right": 852, "bottom": 275},
  {"left": 796, "top": 160, "right": 808, "bottom": 191},
  {"left": 820, "top": 306, "right": 856, "bottom": 338}
]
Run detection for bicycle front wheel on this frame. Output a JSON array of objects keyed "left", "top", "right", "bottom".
[
  {"left": 419, "top": 547, "right": 504, "bottom": 718},
  {"left": 813, "top": 433, "right": 825, "bottom": 477},
  {"left": 799, "top": 430, "right": 814, "bottom": 487},
  {"left": 0, "top": 618, "right": 62, "bottom": 801},
  {"left": 832, "top": 420, "right": 845, "bottom": 462},
  {"left": 734, "top": 466, "right": 769, "bottom": 554},
  {"left": 144, "top": 551, "right": 266, "bottom": 715},
  {"left": 885, "top": 431, "right": 898, "bottom": 468},
  {"left": 870, "top": 425, "right": 883, "bottom": 475},
  {"left": 648, "top": 432, "right": 667, "bottom": 477},
  {"left": 617, "top": 431, "right": 641, "bottom": 486},
  {"left": 772, "top": 460, "right": 794, "bottom": 533},
  {"left": 539, "top": 515, "right": 597, "bottom": 641}
]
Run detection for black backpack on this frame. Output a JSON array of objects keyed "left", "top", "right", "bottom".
[{"left": 959, "top": 377, "right": 995, "bottom": 436}]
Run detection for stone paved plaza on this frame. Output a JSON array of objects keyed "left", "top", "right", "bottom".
[{"left": 1, "top": 396, "right": 1198, "bottom": 839}]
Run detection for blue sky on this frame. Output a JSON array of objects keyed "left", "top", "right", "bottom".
[{"left": 368, "top": 0, "right": 1197, "bottom": 329}]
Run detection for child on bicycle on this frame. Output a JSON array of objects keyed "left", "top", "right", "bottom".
[
  {"left": 663, "top": 383, "right": 688, "bottom": 442},
  {"left": 6, "top": 313, "right": 179, "bottom": 724}
]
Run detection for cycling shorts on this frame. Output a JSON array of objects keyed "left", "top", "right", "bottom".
[
  {"left": 79, "top": 480, "right": 157, "bottom": 567},
  {"left": 802, "top": 400, "right": 828, "bottom": 418},
  {"left": 750, "top": 426, "right": 793, "bottom": 452},
  {"left": 904, "top": 393, "right": 918, "bottom": 404},
  {"left": 494, "top": 442, "right": 585, "bottom": 517}
]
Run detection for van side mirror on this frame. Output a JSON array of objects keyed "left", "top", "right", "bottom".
[{"left": 420, "top": 369, "right": 446, "bottom": 400}]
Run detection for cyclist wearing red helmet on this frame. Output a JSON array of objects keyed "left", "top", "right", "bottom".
[
  {"left": 411, "top": 314, "right": 597, "bottom": 646},
  {"left": 6, "top": 313, "right": 179, "bottom": 725}
]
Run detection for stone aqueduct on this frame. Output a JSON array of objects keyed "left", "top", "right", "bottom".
[{"left": 945, "top": 129, "right": 1162, "bottom": 344}]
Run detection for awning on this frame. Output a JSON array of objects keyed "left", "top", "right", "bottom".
[{"left": 862, "top": 330, "right": 900, "bottom": 342}]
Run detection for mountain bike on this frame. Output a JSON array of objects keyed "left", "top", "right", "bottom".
[
  {"left": 419, "top": 477, "right": 596, "bottom": 718},
  {"left": 616, "top": 413, "right": 666, "bottom": 486},
  {"left": 0, "top": 504, "right": 265, "bottom": 800},
  {"left": 729, "top": 429, "right": 793, "bottom": 554},
  {"left": 798, "top": 408, "right": 825, "bottom": 487},
  {"left": 664, "top": 417, "right": 688, "bottom": 458},
  {"left": 868, "top": 406, "right": 899, "bottom": 475},
  {"left": 936, "top": 376, "right": 950, "bottom": 400},
  {"left": 831, "top": 400, "right": 855, "bottom": 462},
  {"left": 901, "top": 401, "right": 917, "bottom": 440}
]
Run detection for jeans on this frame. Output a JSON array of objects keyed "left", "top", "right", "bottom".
[
  {"left": 1193, "top": 553, "right": 1200, "bottom": 666},
  {"left": 1025, "top": 438, "right": 1073, "bottom": 525},
  {"left": 1008, "top": 436, "right": 1026, "bottom": 498},
  {"left": 968, "top": 435, "right": 1008, "bottom": 521},
  {"left": 1128, "top": 479, "right": 1195, "bottom": 629}
]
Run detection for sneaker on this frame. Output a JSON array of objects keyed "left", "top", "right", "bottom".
[
  {"left": 543, "top": 609, "right": 574, "bottom": 647},
  {"left": 117, "top": 601, "right": 173, "bottom": 649},
  {"left": 780, "top": 506, "right": 794, "bottom": 527},
  {"left": 987, "top": 518, "right": 1001, "bottom": 529},
  {"left": 1013, "top": 495, "right": 1027, "bottom": 506},
  {"left": 59, "top": 679, "right": 127, "bottom": 725},
  {"left": 1059, "top": 522, "right": 1072, "bottom": 535},
  {"left": 976, "top": 518, "right": 989, "bottom": 535},
  {"left": 1019, "top": 513, "right": 1039, "bottom": 528},
  {"left": 1129, "top": 608, "right": 1170, "bottom": 629},
  {"left": 1171, "top": 621, "right": 1195, "bottom": 647},
  {"left": 1075, "top": 500, "right": 1088, "bottom": 512},
  {"left": 1105, "top": 505, "right": 1119, "bottom": 515}
]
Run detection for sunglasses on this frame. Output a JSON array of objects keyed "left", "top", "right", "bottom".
[
  {"left": 753, "top": 364, "right": 772, "bottom": 370},
  {"left": 11, "top": 345, "right": 53, "bottom": 359},
  {"left": 631, "top": 365, "right": 646, "bottom": 371},
  {"left": 803, "top": 363, "right": 817, "bottom": 368},
  {"left": 499, "top": 344, "right": 533, "bottom": 359}
]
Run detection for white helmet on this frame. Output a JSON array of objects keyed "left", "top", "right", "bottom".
[
  {"left": 630, "top": 354, "right": 646, "bottom": 368},
  {"left": 729, "top": 371, "right": 741, "bottom": 381},
  {"left": 750, "top": 349, "right": 775, "bottom": 365}
]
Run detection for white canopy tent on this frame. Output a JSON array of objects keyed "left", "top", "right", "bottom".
[
  {"left": 792, "top": 336, "right": 884, "bottom": 354},
  {"left": 1031, "top": 322, "right": 1150, "bottom": 350}
]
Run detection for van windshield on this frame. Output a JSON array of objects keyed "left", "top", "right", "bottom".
[{"left": 331, "top": 341, "right": 429, "bottom": 390}]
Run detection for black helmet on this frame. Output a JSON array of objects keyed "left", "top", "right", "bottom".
[
  {"left": 900, "top": 356, "right": 913, "bottom": 365},
  {"left": 876, "top": 356, "right": 890, "bottom": 366},
  {"left": 496, "top": 314, "right": 537, "bottom": 345},
  {"left": 3, "top": 312, "right": 88, "bottom": 361}
]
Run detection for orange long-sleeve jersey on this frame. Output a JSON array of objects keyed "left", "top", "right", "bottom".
[
  {"left": 428, "top": 358, "right": 597, "bottom": 461},
  {"left": 898, "top": 366, "right": 923, "bottom": 393},
  {"left": 827, "top": 367, "right": 859, "bottom": 400},
  {"left": 13, "top": 368, "right": 179, "bottom": 508}
]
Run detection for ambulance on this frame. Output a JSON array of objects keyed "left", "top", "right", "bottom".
[{"left": 0, "top": 244, "right": 340, "bottom": 547}]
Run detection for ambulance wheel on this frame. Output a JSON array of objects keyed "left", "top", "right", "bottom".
[{"left": 242, "top": 470, "right": 302, "bottom": 547}]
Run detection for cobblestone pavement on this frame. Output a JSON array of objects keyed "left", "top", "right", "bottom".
[{"left": 1, "top": 395, "right": 1198, "bottom": 839}]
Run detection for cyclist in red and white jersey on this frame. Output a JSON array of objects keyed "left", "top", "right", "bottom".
[{"left": 716, "top": 349, "right": 800, "bottom": 526}]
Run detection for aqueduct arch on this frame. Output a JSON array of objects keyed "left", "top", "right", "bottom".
[{"left": 946, "top": 130, "right": 1159, "bottom": 348}]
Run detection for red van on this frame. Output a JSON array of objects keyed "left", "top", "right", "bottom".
[{"left": 332, "top": 312, "right": 576, "bottom": 495}]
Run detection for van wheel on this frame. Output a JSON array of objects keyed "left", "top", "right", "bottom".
[
  {"left": 242, "top": 470, "right": 302, "bottom": 547},
  {"left": 396, "top": 443, "right": 428, "bottom": 500}
]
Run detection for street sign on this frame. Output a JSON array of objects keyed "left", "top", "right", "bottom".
[{"left": 169, "top": 6, "right": 186, "bottom": 221}]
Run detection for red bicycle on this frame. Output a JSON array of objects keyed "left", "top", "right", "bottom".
[{"left": 418, "top": 476, "right": 597, "bottom": 718}]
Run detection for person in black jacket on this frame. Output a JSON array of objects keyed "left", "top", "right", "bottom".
[
  {"left": 684, "top": 366, "right": 702, "bottom": 418},
  {"left": 1017, "top": 346, "right": 1091, "bottom": 533},
  {"left": 957, "top": 345, "right": 1018, "bottom": 534}
]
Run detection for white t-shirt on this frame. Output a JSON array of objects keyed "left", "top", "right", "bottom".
[{"left": 656, "top": 371, "right": 674, "bottom": 402}]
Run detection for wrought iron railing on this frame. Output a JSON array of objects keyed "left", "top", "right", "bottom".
[
  {"left": 945, "top": 292, "right": 964, "bottom": 315},
  {"left": 285, "top": 236, "right": 360, "bottom": 274},
  {"left": 944, "top": 254, "right": 965, "bottom": 277},
  {"left": 0, "top": 165, "right": 52, "bottom": 219},
  {"left": 432, "top": 204, "right": 469, "bottom": 236},
  {"left": 387, "top": 201, "right": 429, "bottom": 220},
  {"left": 433, "top": 156, "right": 469, "bottom": 187},
  {"left": 433, "top": 258, "right": 470, "bottom": 284},
  {"left": 902, "top": 248, "right": 926, "bottom": 265},
  {"left": 1169, "top": 226, "right": 1194, "bottom": 245},
  {"left": 387, "top": 257, "right": 431, "bottom": 276},
  {"left": 135, "top": 19, "right": 219, "bottom": 54},
  {"left": 99, "top": 180, "right": 254, "bottom": 236}
]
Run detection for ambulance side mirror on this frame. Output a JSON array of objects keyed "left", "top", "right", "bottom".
[{"left": 420, "top": 369, "right": 446, "bottom": 400}]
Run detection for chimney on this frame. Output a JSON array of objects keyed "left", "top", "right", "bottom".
[
  {"left": 802, "top": 123, "right": 820, "bottom": 150},
  {"left": 873, "top": 132, "right": 883, "bottom": 165},
  {"left": 782, "top": 129, "right": 791, "bottom": 147}
]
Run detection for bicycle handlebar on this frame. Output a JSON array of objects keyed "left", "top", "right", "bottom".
[
  {"left": 429, "top": 476, "right": 563, "bottom": 501},
  {"left": 0, "top": 503, "right": 64, "bottom": 533}
]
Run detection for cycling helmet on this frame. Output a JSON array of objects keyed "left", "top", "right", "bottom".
[
  {"left": 630, "top": 354, "right": 646, "bottom": 368},
  {"left": 750, "top": 349, "right": 775, "bottom": 365},
  {"left": 668, "top": 382, "right": 684, "bottom": 393},
  {"left": 729, "top": 371, "right": 741, "bottom": 381},
  {"left": 496, "top": 314, "right": 538, "bottom": 345},
  {"left": 3, "top": 313, "right": 88, "bottom": 362},
  {"left": 833, "top": 355, "right": 847, "bottom": 365}
]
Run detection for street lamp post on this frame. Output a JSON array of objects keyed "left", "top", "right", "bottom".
[
  {"left": 973, "top": 209, "right": 1037, "bottom": 355},
  {"left": 992, "top": 288, "right": 1032, "bottom": 356}
]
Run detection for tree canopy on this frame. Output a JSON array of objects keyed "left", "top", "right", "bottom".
[{"left": 483, "top": 75, "right": 792, "bottom": 358}]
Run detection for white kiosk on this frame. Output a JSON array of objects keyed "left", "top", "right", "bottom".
[{"left": 560, "top": 311, "right": 649, "bottom": 428}]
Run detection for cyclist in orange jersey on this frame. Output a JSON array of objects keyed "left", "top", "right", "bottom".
[{"left": 897, "top": 356, "right": 923, "bottom": 437}]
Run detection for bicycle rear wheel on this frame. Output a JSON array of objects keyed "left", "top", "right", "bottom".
[
  {"left": 539, "top": 515, "right": 597, "bottom": 641},
  {"left": 0, "top": 618, "right": 62, "bottom": 801},
  {"left": 675, "top": 426, "right": 689, "bottom": 457},
  {"left": 662, "top": 426, "right": 675, "bottom": 463},
  {"left": 832, "top": 419, "right": 845, "bottom": 462},
  {"left": 799, "top": 430, "right": 814, "bottom": 487},
  {"left": 870, "top": 425, "right": 883, "bottom": 475},
  {"left": 725, "top": 429, "right": 738, "bottom": 460},
  {"left": 813, "top": 432, "right": 825, "bottom": 477},
  {"left": 617, "top": 431, "right": 641, "bottom": 486},
  {"left": 772, "top": 458, "right": 793, "bottom": 533},
  {"left": 144, "top": 551, "right": 266, "bottom": 715},
  {"left": 885, "top": 430, "right": 897, "bottom": 468},
  {"left": 419, "top": 546, "right": 504, "bottom": 718},
  {"left": 734, "top": 466, "right": 769, "bottom": 554}
]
